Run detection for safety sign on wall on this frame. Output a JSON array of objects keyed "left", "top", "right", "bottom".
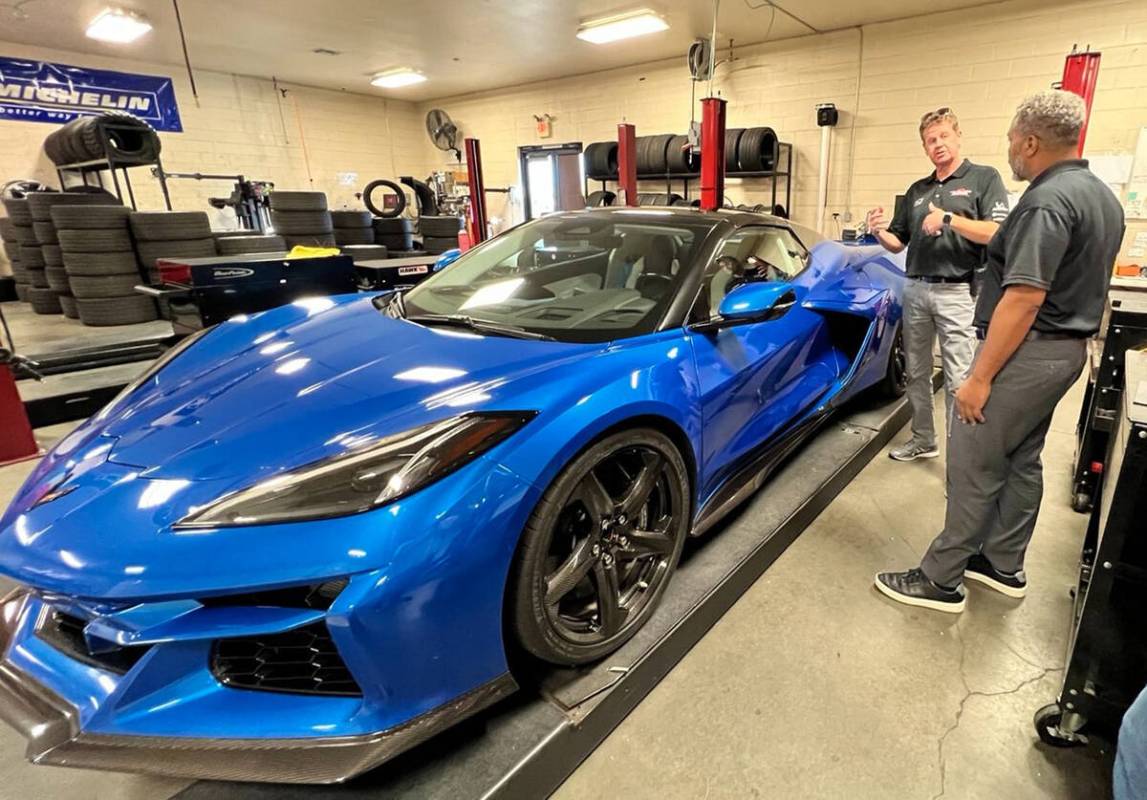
[{"left": 0, "top": 56, "right": 182, "bottom": 131}]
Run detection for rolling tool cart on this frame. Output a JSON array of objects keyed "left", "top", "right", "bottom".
[
  {"left": 1070, "top": 289, "right": 1147, "bottom": 512},
  {"left": 1035, "top": 349, "right": 1147, "bottom": 746}
]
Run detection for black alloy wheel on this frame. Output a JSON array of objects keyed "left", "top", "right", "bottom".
[
  {"left": 510, "top": 429, "right": 690, "bottom": 665},
  {"left": 881, "top": 325, "right": 908, "bottom": 398}
]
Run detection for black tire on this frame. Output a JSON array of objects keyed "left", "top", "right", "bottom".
[
  {"left": 62, "top": 250, "right": 139, "bottom": 277},
  {"left": 45, "top": 266, "right": 71, "bottom": 292},
  {"left": 736, "top": 127, "right": 779, "bottom": 173},
  {"left": 27, "top": 267, "right": 49, "bottom": 288},
  {"left": 665, "top": 135, "right": 699, "bottom": 174},
  {"left": 637, "top": 193, "right": 681, "bottom": 207},
  {"left": 136, "top": 239, "right": 216, "bottom": 269},
  {"left": 216, "top": 235, "right": 287, "bottom": 256},
  {"left": 419, "top": 215, "right": 460, "bottom": 238},
  {"left": 878, "top": 326, "right": 908, "bottom": 398},
  {"left": 330, "top": 210, "right": 372, "bottom": 229},
  {"left": 1033, "top": 703, "right": 1088, "bottom": 748},
  {"left": 375, "top": 233, "right": 414, "bottom": 251},
  {"left": 269, "top": 191, "right": 328, "bottom": 212},
  {"left": 0, "top": 218, "right": 15, "bottom": 242},
  {"left": 340, "top": 244, "right": 388, "bottom": 262},
  {"left": 372, "top": 217, "right": 413, "bottom": 234},
  {"left": 271, "top": 210, "right": 334, "bottom": 235},
  {"left": 362, "top": 180, "right": 406, "bottom": 218},
  {"left": 13, "top": 282, "right": 29, "bottom": 302},
  {"left": 70, "top": 273, "right": 142, "bottom": 299},
  {"left": 28, "top": 286, "right": 63, "bottom": 314},
  {"left": 76, "top": 295, "right": 158, "bottom": 326},
  {"left": 1, "top": 198, "right": 32, "bottom": 226},
  {"left": 585, "top": 190, "right": 616, "bottom": 208},
  {"left": 40, "top": 244, "right": 63, "bottom": 267},
  {"left": 51, "top": 205, "right": 130, "bottom": 230},
  {"left": 81, "top": 112, "right": 160, "bottom": 162},
  {"left": 724, "top": 128, "right": 745, "bottom": 173},
  {"left": 58, "top": 293, "right": 79, "bottom": 319},
  {"left": 20, "top": 245, "right": 45, "bottom": 268},
  {"left": 282, "top": 233, "right": 337, "bottom": 249},
  {"left": 635, "top": 134, "right": 674, "bottom": 176},
  {"left": 423, "top": 236, "right": 459, "bottom": 255},
  {"left": 32, "top": 221, "right": 58, "bottom": 245},
  {"left": 584, "top": 142, "right": 619, "bottom": 180},
  {"left": 129, "top": 211, "right": 212, "bottom": 242},
  {"left": 27, "top": 191, "right": 112, "bottom": 221},
  {"left": 508, "top": 428, "right": 691, "bottom": 665},
  {"left": 333, "top": 228, "right": 375, "bottom": 246},
  {"left": 58, "top": 229, "right": 133, "bottom": 253},
  {"left": 10, "top": 224, "right": 37, "bottom": 246}
]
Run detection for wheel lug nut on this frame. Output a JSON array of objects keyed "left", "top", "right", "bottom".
[
  {"left": 600, "top": 519, "right": 610, "bottom": 531},
  {"left": 592, "top": 544, "right": 601, "bottom": 557},
  {"left": 620, "top": 537, "right": 628, "bottom": 548},
  {"left": 603, "top": 554, "right": 614, "bottom": 566},
  {"left": 618, "top": 514, "right": 627, "bottom": 525}
]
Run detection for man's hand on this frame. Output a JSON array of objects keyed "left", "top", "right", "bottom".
[
  {"left": 922, "top": 202, "right": 947, "bottom": 237},
  {"left": 955, "top": 375, "right": 991, "bottom": 424},
  {"left": 866, "top": 207, "right": 888, "bottom": 233}
]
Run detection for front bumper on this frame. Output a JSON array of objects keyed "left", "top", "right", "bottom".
[{"left": 0, "top": 590, "right": 516, "bottom": 784}]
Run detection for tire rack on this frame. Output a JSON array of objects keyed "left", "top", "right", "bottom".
[
  {"left": 585, "top": 141, "right": 792, "bottom": 213},
  {"left": 54, "top": 121, "right": 173, "bottom": 212}
]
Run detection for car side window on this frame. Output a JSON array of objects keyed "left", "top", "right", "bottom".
[{"left": 690, "top": 226, "right": 808, "bottom": 322}]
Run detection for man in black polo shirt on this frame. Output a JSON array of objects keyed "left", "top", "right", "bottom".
[
  {"left": 876, "top": 90, "right": 1125, "bottom": 612},
  {"left": 867, "top": 108, "right": 1009, "bottom": 462}
]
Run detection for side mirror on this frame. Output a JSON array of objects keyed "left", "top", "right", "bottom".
[
  {"left": 434, "top": 248, "right": 463, "bottom": 272},
  {"left": 695, "top": 282, "right": 796, "bottom": 332}
]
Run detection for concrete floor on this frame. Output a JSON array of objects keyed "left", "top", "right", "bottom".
[{"left": 0, "top": 372, "right": 1114, "bottom": 798}]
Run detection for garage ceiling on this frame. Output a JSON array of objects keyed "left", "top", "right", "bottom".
[{"left": 3, "top": 0, "right": 1029, "bottom": 101}]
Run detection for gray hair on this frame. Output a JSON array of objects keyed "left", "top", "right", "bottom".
[{"left": 1011, "top": 90, "right": 1086, "bottom": 148}]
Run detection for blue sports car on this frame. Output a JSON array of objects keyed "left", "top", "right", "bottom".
[{"left": 0, "top": 208, "right": 905, "bottom": 783}]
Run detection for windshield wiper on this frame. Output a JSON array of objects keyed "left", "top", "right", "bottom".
[{"left": 405, "top": 314, "right": 556, "bottom": 341}]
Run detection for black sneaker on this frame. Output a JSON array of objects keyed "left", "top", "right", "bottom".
[
  {"left": 874, "top": 568, "right": 966, "bottom": 613},
  {"left": 963, "top": 554, "right": 1027, "bottom": 598}
]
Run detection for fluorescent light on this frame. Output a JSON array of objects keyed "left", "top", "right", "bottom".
[
  {"left": 371, "top": 69, "right": 427, "bottom": 89},
  {"left": 577, "top": 9, "right": 668, "bottom": 44},
  {"left": 86, "top": 8, "right": 153, "bottom": 44}
]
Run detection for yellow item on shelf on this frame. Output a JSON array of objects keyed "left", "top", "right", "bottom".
[{"left": 285, "top": 245, "right": 341, "bottom": 260}]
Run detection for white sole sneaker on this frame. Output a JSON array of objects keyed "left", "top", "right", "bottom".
[
  {"left": 874, "top": 574, "right": 966, "bottom": 613},
  {"left": 963, "top": 569, "right": 1027, "bottom": 598},
  {"left": 888, "top": 448, "right": 940, "bottom": 462}
]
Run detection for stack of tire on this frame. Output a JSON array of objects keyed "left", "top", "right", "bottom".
[
  {"left": 1, "top": 196, "right": 61, "bottom": 314},
  {"left": 130, "top": 212, "right": 215, "bottom": 320},
  {"left": 52, "top": 205, "right": 157, "bottom": 326},
  {"left": 0, "top": 214, "right": 29, "bottom": 303},
  {"left": 341, "top": 245, "right": 388, "bottom": 263},
  {"left": 331, "top": 210, "right": 374, "bottom": 246},
  {"left": 28, "top": 192, "right": 120, "bottom": 319},
  {"left": 419, "top": 216, "right": 460, "bottom": 255},
  {"left": 722, "top": 127, "right": 779, "bottom": 174},
  {"left": 214, "top": 233, "right": 287, "bottom": 256},
  {"left": 373, "top": 217, "right": 415, "bottom": 253},
  {"left": 269, "top": 192, "right": 335, "bottom": 248},
  {"left": 584, "top": 142, "right": 619, "bottom": 181},
  {"left": 43, "top": 111, "right": 161, "bottom": 167}
]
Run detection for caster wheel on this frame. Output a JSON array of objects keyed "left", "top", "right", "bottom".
[
  {"left": 1034, "top": 703, "right": 1088, "bottom": 748},
  {"left": 1071, "top": 492, "right": 1092, "bottom": 514}
]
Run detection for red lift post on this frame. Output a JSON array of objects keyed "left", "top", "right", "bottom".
[
  {"left": 0, "top": 363, "right": 37, "bottom": 466},
  {"left": 617, "top": 124, "right": 637, "bottom": 207},
  {"left": 1060, "top": 49, "right": 1101, "bottom": 155},
  {"left": 699, "top": 97, "right": 727, "bottom": 212},
  {"left": 465, "top": 137, "right": 488, "bottom": 244}
]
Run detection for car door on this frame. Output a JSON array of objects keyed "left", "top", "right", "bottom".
[{"left": 686, "top": 225, "right": 842, "bottom": 502}]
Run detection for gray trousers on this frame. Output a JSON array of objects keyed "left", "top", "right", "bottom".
[
  {"left": 920, "top": 338, "right": 1087, "bottom": 586},
  {"left": 903, "top": 280, "right": 977, "bottom": 448}
]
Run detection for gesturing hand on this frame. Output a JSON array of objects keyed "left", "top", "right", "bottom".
[
  {"left": 922, "top": 202, "right": 947, "bottom": 237},
  {"left": 955, "top": 376, "right": 990, "bottom": 424},
  {"left": 866, "top": 207, "right": 887, "bottom": 233}
]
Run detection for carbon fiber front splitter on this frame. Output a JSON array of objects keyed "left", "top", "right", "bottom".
[{"left": 0, "top": 591, "right": 517, "bottom": 784}]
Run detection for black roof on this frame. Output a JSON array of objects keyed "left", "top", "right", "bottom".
[{"left": 554, "top": 206, "right": 824, "bottom": 246}]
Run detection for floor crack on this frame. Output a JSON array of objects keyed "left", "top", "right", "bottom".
[{"left": 932, "top": 627, "right": 1062, "bottom": 800}]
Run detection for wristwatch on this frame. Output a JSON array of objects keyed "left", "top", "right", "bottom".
[{"left": 942, "top": 212, "right": 953, "bottom": 230}]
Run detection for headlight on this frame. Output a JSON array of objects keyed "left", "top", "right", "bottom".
[{"left": 175, "top": 412, "right": 536, "bottom": 528}]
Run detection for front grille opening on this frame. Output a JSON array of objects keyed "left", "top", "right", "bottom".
[
  {"left": 211, "top": 621, "right": 362, "bottom": 697},
  {"left": 198, "top": 578, "right": 348, "bottom": 612},
  {"left": 36, "top": 610, "right": 150, "bottom": 674}
]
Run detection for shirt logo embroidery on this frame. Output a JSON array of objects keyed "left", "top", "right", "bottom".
[
  {"left": 914, "top": 197, "right": 927, "bottom": 207},
  {"left": 949, "top": 188, "right": 973, "bottom": 197}
]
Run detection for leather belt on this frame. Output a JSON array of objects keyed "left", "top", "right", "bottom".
[
  {"left": 974, "top": 328, "right": 1090, "bottom": 341},
  {"left": 908, "top": 274, "right": 972, "bottom": 284}
]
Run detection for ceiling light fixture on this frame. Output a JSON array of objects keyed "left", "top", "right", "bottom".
[
  {"left": 86, "top": 7, "right": 153, "bottom": 44},
  {"left": 370, "top": 69, "right": 427, "bottom": 89},
  {"left": 576, "top": 8, "right": 668, "bottom": 45}
]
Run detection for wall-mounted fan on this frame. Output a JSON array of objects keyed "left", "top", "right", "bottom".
[{"left": 426, "top": 108, "right": 461, "bottom": 161}]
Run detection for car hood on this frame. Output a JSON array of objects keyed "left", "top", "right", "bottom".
[{"left": 86, "top": 294, "right": 598, "bottom": 482}]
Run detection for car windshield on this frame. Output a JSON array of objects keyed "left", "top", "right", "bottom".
[{"left": 400, "top": 212, "right": 716, "bottom": 344}]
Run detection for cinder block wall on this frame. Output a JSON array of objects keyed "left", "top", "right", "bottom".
[{"left": 418, "top": 0, "right": 1146, "bottom": 231}]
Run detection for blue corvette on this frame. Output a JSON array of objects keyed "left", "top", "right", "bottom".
[{"left": 0, "top": 208, "right": 905, "bottom": 783}]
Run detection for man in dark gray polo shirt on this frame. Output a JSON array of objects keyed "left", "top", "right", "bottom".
[
  {"left": 868, "top": 108, "right": 1009, "bottom": 462},
  {"left": 876, "top": 90, "right": 1125, "bottom": 612}
]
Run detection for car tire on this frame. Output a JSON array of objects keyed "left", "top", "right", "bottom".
[
  {"left": 29, "top": 191, "right": 112, "bottom": 222},
  {"left": 19, "top": 245, "right": 45, "bottom": 268},
  {"left": 665, "top": 135, "right": 699, "bottom": 174},
  {"left": 45, "top": 266, "right": 71, "bottom": 292},
  {"left": 584, "top": 142, "right": 619, "bottom": 180},
  {"left": 878, "top": 325, "right": 908, "bottom": 398},
  {"left": 58, "top": 293, "right": 79, "bottom": 319},
  {"left": 271, "top": 210, "right": 334, "bottom": 235},
  {"left": 32, "top": 221, "right": 58, "bottom": 245},
  {"left": 27, "top": 267, "right": 49, "bottom": 288},
  {"left": 736, "top": 127, "right": 779, "bottom": 173},
  {"left": 13, "top": 282, "right": 29, "bottom": 302},
  {"left": 362, "top": 180, "right": 407, "bottom": 218},
  {"left": 82, "top": 112, "right": 161, "bottom": 162},
  {"left": 282, "top": 233, "right": 337, "bottom": 249},
  {"left": 28, "top": 286, "right": 63, "bottom": 314},
  {"left": 333, "top": 228, "right": 375, "bottom": 246},
  {"left": 58, "top": 229, "right": 134, "bottom": 253},
  {"left": 372, "top": 217, "right": 413, "bottom": 234},
  {"left": 216, "top": 235, "right": 287, "bottom": 255},
  {"left": 51, "top": 205, "right": 130, "bottom": 230},
  {"left": 585, "top": 190, "right": 616, "bottom": 208},
  {"left": 330, "top": 210, "right": 372, "bottom": 229},
  {"left": 419, "top": 215, "right": 460, "bottom": 238},
  {"left": 62, "top": 251, "right": 139, "bottom": 277},
  {"left": 724, "top": 128, "right": 745, "bottom": 173},
  {"left": 635, "top": 134, "right": 674, "bottom": 176},
  {"left": 129, "top": 211, "right": 212, "bottom": 242},
  {"left": 136, "top": 239, "right": 217, "bottom": 269},
  {"left": 70, "top": 274, "right": 142, "bottom": 299},
  {"left": 1, "top": 198, "right": 33, "bottom": 226},
  {"left": 269, "top": 191, "right": 328, "bottom": 212},
  {"left": 76, "top": 295, "right": 158, "bottom": 326},
  {"left": 423, "top": 236, "right": 459, "bottom": 254},
  {"left": 340, "top": 244, "right": 389, "bottom": 262},
  {"left": 508, "top": 427, "right": 691, "bottom": 665}
]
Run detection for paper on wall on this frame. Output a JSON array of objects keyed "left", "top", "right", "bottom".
[{"left": 1090, "top": 154, "right": 1134, "bottom": 184}]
